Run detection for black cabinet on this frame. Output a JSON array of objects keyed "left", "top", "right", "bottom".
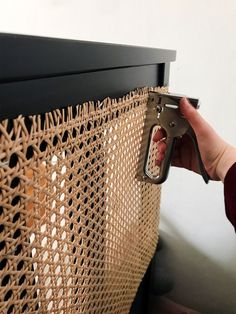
[{"left": 0, "top": 33, "right": 176, "bottom": 314}]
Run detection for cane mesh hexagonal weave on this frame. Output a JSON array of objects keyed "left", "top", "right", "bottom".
[{"left": 0, "top": 87, "right": 164, "bottom": 313}]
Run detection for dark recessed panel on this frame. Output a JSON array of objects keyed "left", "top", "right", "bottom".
[{"left": 0, "top": 64, "right": 162, "bottom": 120}]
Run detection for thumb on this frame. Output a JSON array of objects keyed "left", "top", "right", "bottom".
[{"left": 179, "top": 97, "right": 210, "bottom": 137}]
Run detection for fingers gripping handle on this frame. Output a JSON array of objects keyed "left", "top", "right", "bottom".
[{"left": 144, "top": 137, "right": 177, "bottom": 184}]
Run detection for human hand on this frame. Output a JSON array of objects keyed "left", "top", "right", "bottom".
[{"left": 153, "top": 97, "right": 236, "bottom": 182}]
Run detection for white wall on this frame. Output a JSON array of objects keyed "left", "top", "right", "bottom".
[{"left": 1, "top": 1, "right": 236, "bottom": 313}]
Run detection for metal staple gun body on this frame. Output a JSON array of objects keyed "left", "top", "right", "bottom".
[{"left": 137, "top": 91, "right": 210, "bottom": 184}]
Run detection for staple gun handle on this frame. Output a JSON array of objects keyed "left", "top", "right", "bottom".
[
  {"left": 155, "top": 136, "right": 177, "bottom": 184},
  {"left": 187, "top": 128, "right": 210, "bottom": 183},
  {"left": 143, "top": 135, "right": 177, "bottom": 184},
  {"left": 148, "top": 130, "right": 209, "bottom": 184}
]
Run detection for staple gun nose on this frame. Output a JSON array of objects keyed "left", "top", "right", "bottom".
[{"left": 136, "top": 92, "right": 209, "bottom": 184}]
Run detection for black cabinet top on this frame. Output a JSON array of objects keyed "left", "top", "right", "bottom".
[
  {"left": 0, "top": 33, "right": 176, "bottom": 83},
  {"left": 0, "top": 33, "right": 176, "bottom": 120}
]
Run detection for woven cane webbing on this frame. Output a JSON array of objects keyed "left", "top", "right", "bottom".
[{"left": 0, "top": 87, "right": 165, "bottom": 314}]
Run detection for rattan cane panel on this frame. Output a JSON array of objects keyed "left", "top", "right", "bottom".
[{"left": 0, "top": 87, "right": 165, "bottom": 314}]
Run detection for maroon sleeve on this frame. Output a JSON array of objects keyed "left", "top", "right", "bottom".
[{"left": 224, "top": 162, "right": 236, "bottom": 229}]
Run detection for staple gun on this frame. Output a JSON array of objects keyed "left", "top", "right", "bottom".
[{"left": 137, "top": 92, "right": 210, "bottom": 184}]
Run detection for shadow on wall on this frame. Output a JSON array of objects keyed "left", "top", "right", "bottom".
[{"left": 156, "top": 214, "right": 236, "bottom": 314}]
